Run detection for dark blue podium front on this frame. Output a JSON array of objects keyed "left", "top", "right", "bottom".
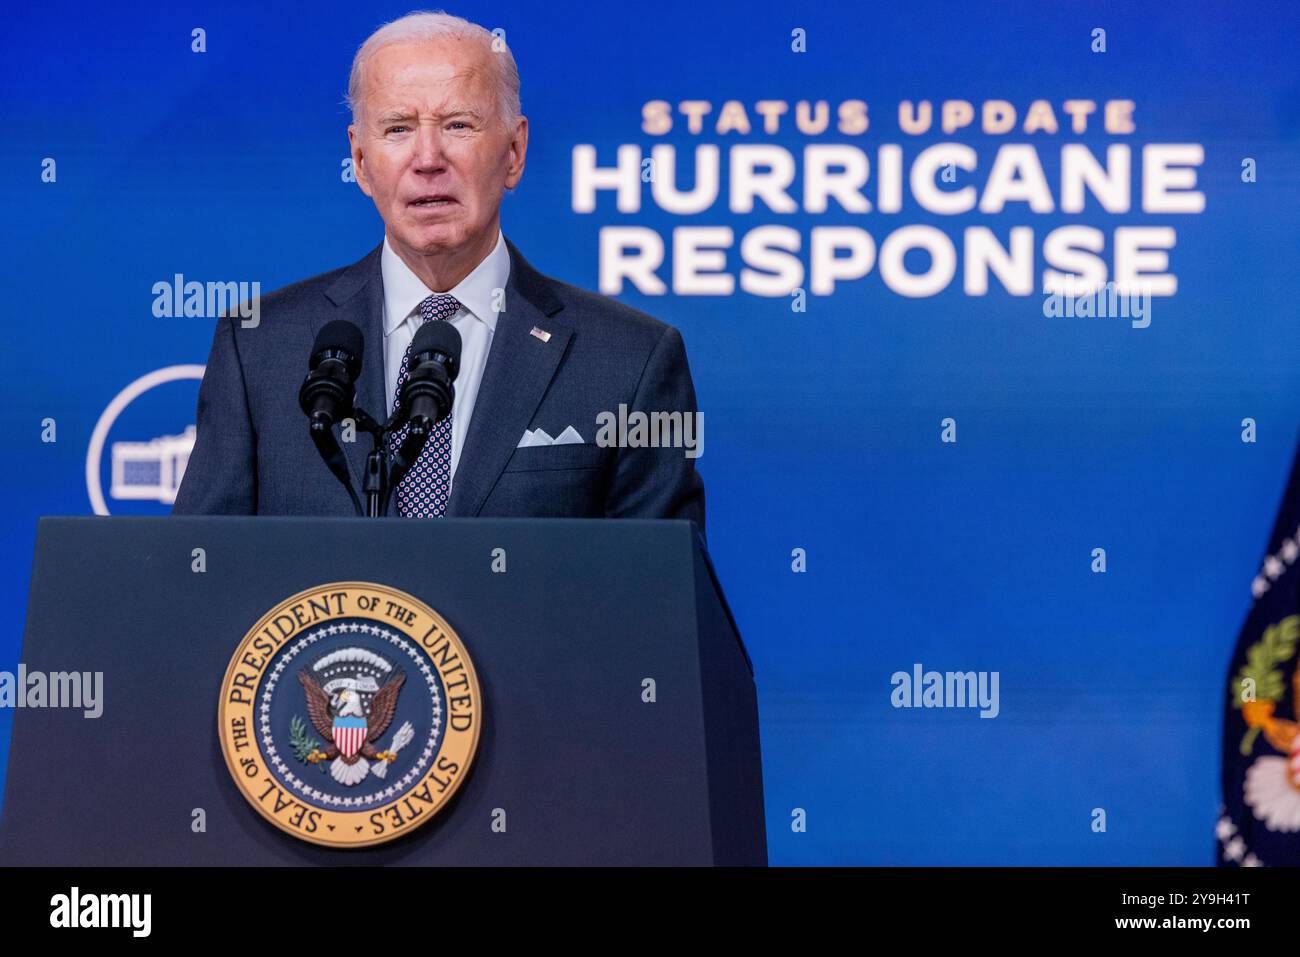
[{"left": 0, "top": 517, "right": 765, "bottom": 865}]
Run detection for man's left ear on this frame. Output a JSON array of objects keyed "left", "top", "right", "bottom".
[{"left": 505, "top": 116, "right": 528, "bottom": 189}]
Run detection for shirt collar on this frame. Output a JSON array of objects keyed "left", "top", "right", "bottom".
[{"left": 380, "top": 228, "right": 510, "bottom": 337}]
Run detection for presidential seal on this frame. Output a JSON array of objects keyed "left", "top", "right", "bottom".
[{"left": 218, "top": 582, "right": 481, "bottom": 848}]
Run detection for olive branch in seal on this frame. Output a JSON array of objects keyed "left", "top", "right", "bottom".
[
  {"left": 289, "top": 714, "right": 327, "bottom": 772},
  {"left": 1232, "top": 615, "right": 1300, "bottom": 755}
]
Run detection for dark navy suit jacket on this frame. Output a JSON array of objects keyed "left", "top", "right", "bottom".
[{"left": 172, "top": 237, "right": 705, "bottom": 533}]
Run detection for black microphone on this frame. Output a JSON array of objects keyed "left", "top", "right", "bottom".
[
  {"left": 298, "top": 320, "right": 364, "bottom": 432},
  {"left": 398, "top": 321, "right": 462, "bottom": 437}
]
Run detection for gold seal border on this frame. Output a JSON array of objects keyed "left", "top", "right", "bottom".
[{"left": 217, "top": 581, "right": 482, "bottom": 849}]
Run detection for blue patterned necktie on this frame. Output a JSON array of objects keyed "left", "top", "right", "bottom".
[{"left": 389, "top": 293, "right": 460, "bottom": 517}]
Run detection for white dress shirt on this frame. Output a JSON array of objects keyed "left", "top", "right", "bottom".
[{"left": 381, "top": 229, "right": 509, "bottom": 488}]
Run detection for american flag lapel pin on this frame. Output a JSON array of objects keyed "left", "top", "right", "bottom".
[{"left": 529, "top": 326, "right": 552, "bottom": 343}]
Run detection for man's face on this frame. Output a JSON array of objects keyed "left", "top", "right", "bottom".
[{"left": 349, "top": 38, "right": 527, "bottom": 263}]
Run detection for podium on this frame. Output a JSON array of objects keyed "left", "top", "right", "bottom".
[{"left": 0, "top": 517, "right": 765, "bottom": 865}]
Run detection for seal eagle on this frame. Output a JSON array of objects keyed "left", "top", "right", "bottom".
[{"left": 297, "top": 668, "right": 406, "bottom": 786}]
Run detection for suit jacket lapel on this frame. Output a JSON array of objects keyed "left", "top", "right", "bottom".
[
  {"left": 310, "top": 236, "right": 568, "bottom": 518},
  {"left": 447, "top": 236, "right": 569, "bottom": 517},
  {"left": 316, "top": 243, "right": 386, "bottom": 500}
]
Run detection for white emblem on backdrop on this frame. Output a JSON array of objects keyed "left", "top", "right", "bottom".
[
  {"left": 85, "top": 365, "right": 205, "bottom": 515},
  {"left": 110, "top": 426, "right": 196, "bottom": 503}
]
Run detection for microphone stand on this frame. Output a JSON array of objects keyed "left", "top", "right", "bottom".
[
  {"left": 306, "top": 387, "right": 443, "bottom": 518},
  {"left": 301, "top": 334, "right": 441, "bottom": 518},
  {"left": 348, "top": 405, "right": 435, "bottom": 518},
  {"left": 351, "top": 408, "right": 389, "bottom": 518}
]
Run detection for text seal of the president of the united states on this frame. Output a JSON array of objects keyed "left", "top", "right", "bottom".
[{"left": 218, "top": 582, "right": 481, "bottom": 848}]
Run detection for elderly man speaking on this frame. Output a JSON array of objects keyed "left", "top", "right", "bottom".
[{"left": 173, "top": 10, "right": 704, "bottom": 532}]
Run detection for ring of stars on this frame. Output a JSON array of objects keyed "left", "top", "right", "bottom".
[{"left": 256, "top": 621, "right": 445, "bottom": 810}]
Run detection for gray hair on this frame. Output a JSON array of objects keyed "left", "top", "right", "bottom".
[{"left": 346, "top": 10, "right": 521, "bottom": 130}]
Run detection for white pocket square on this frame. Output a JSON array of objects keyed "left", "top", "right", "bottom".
[{"left": 518, "top": 426, "right": 585, "bottom": 448}]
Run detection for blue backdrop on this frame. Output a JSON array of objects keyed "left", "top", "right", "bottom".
[{"left": 2, "top": 0, "right": 1299, "bottom": 864}]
